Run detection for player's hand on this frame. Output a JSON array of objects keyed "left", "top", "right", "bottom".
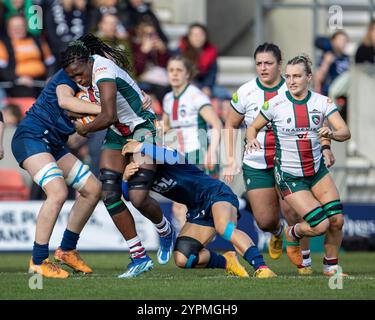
[
  {"left": 122, "top": 139, "right": 143, "bottom": 156},
  {"left": 141, "top": 91, "right": 152, "bottom": 110},
  {"left": 317, "top": 127, "right": 333, "bottom": 139},
  {"left": 124, "top": 162, "right": 139, "bottom": 180},
  {"left": 74, "top": 121, "right": 88, "bottom": 137},
  {"left": 323, "top": 148, "right": 335, "bottom": 168},
  {"left": 245, "top": 139, "right": 261, "bottom": 153},
  {"left": 223, "top": 158, "right": 240, "bottom": 184}
]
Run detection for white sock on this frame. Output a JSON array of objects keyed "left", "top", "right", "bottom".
[
  {"left": 301, "top": 249, "right": 311, "bottom": 267},
  {"left": 154, "top": 216, "right": 171, "bottom": 236}
]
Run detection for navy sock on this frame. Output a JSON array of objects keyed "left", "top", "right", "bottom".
[
  {"left": 244, "top": 246, "right": 266, "bottom": 270},
  {"left": 32, "top": 242, "right": 49, "bottom": 265},
  {"left": 206, "top": 250, "right": 226, "bottom": 269},
  {"left": 60, "top": 229, "right": 80, "bottom": 251}
]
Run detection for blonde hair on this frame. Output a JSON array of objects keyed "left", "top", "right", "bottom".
[
  {"left": 363, "top": 20, "right": 375, "bottom": 46},
  {"left": 287, "top": 54, "right": 313, "bottom": 75}
]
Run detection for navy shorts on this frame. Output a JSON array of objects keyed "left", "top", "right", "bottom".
[
  {"left": 186, "top": 184, "right": 239, "bottom": 228},
  {"left": 12, "top": 126, "right": 68, "bottom": 168}
]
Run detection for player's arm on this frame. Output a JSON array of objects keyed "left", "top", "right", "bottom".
[
  {"left": 199, "top": 105, "right": 223, "bottom": 169},
  {"left": 56, "top": 84, "right": 101, "bottom": 115},
  {"left": 246, "top": 112, "right": 269, "bottom": 152},
  {"left": 318, "top": 111, "right": 351, "bottom": 142},
  {"left": 161, "top": 112, "right": 171, "bottom": 132},
  {"left": 223, "top": 107, "right": 244, "bottom": 182},
  {"left": 76, "top": 81, "right": 118, "bottom": 136},
  {"left": 319, "top": 119, "right": 335, "bottom": 168}
]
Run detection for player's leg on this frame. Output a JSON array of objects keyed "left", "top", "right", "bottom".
[
  {"left": 171, "top": 202, "right": 187, "bottom": 232},
  {"left": 22, "top": 152, "right": 69, "bottom": 278},
  {"left": 127, "top": 159, "right": 175, "bottom": 265},
  {"left": 243, "top": 166, "right": 284, "bottom": 259},
  {"left": 280, "top": 196, "right": 313, "bottom": 275},
  {"left": 311, "top": 173, "right": 346, "bottom": 276},
  {"left": 53, "top": 153, "right": 101, "bottom": 273},
  {"left": 211, "top": 201, "right": 276, "bottom": 278},
  {"left": 100, "top": 148, "right": 153, "bottom": 276},
  {"left": 173, "top": 222, "right": 248, "bottom": 277}
]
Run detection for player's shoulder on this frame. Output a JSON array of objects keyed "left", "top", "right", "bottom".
[
  {"left": 267, "top": 90, "right": 288, "bottom": 108},
  {"left": 310, "top": 91, "right": 332, "bottom": 104},
  {"left": 92, "top": 54, "right": 117, "bottom": 73},
  {"left": 236, "top": 79, "right": 258, "bottom": 97},
  {"left": 163, "top": 91, "right": 174, "bottom": 103}
]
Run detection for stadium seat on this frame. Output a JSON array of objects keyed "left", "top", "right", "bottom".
[
  {"left": 3, "top": 97, "right": 36, "bottom": 116},
  {"left": 0, "top": 168, "right": 30, "bottom": 200}
]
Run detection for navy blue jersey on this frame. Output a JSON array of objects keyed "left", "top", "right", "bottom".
[
  {"left": 20, "top": 69, "right": 78, "bottom": 146},
  {"left": 152, "top": 163, "right": 226, "bottom": 208}
]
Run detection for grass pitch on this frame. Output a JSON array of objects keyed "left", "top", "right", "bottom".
[{"left": 0, "top": 252, "right": 374, "bottom": 300}]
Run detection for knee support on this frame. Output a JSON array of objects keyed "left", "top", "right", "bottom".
[
  {"left": 174, "top": 236, "right": 204, "bottom": 268},
  {"left": 99, "top": 168, "right": 127, "bottom": 216},
  {"left": 222, "top": 221, "right": 236, "bottom": 241},
  {"left": 65, "top": 160, "right": 92, "bottom": 191},
  {"left": 127, "top": 168, "right": 155, "bottom": 190},
  {"left": 33, "top": 162, "right": 63, "bottom": 188},
  {"left": 303, "top": 207, "right": 327, "bottom": 227},
  {"left": 323, "top": 200, "right": 343, "bottom": 218}
]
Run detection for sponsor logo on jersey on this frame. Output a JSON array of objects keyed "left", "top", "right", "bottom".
[
  {"left": 95, "top": 67, "right": 108, "bottom": 73},
  {"left": 310, "top": 108, "right": 321, "bottom": 114},
  {"left": 297, "top": 132, "right": 309, "bottom": 139},
  {"left": 262, "top": 101, "right": 269, "bottom": 110},
  {"left": 287, "top": 118, "right": 292, "bottom": 124},
  {"left": 312, "top": 115, "right": 321, "bottom": 125},
  {"left": 232, "top": 92, "right": 238, "bottom": 103},
  {"left": 180, "top": 109, "right": 186, "bottom": 117},
  {"left": 153, "top": 177, "right": 177, "bottom": 193},
  {"left": 254, "top": 106, "right": 258, "bottom": 112}
]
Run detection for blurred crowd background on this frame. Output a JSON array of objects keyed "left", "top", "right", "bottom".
[{"left": 0, "top": 0, "right": 375, "bottom": 205}]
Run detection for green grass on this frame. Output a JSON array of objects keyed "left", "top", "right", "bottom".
[{"left": 0, "top": 252, "right": 374, "bottom": 300}]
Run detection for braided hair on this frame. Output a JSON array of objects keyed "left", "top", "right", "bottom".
[
  {"left": 60, "top": 33, "right": 131, "bottom": 71},
  {"left": 287, "top": 54, "right": 313, "bottom": 75}
]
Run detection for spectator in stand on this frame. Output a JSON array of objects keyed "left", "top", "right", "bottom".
[
  {"left": 42, "top": 0, "right": 90, "bottom": 66},
  {"left": 178, "top": 23, "right": 232, "bottom": 121},
  {"left": 0, "top": 14, "right": 56, "bottom": 97},
  {"left": 89, "top": 0, "right": 128, "bottom": 39},
  {"left": 2, "top": 103, "right": 23, "bottom": 127},
  {"left": 124, "top": 0, "right": 168, "bottom": 44},
  {"left": 1, "top": 0, "right": 42, "bottom": 37},
  {"left": 355, "top": 20, "right": 375, "bottom": 64},
  {"left": 131, "top": 18, "right": 170, "bottom": 113},
  {"left": 314, "top": 30, "right": 350, "bottom": 96}
]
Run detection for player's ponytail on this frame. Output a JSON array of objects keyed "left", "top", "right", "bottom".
[
  {"left": 61, "top": 33, "right": 132, "bottom": 72},
  {"left": 287, "top": 54, "right": 313, "bottom": 76}
]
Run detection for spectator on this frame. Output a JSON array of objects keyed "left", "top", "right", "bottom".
[
  {"left": 42, "top": 0, "right": 90, "bottom": 66},
  {"left": 96, "top": 13, "right": 134, "bottom": 71},
  {"left": 355, "top": 20, "right": 375, "bottom": 64},
  {"left": 1, "top": 0, "right": 41, "bottom": 37},
  {"left": 314, "top": 30, "right": 350, "bottom": 96},
  {"left": 178, "top": 23, "right": 231, "bottom": 120},
  {"left": 124, "top": 0, "right": 168, "bottom": 44},
  {"left": 89, "top": 0, "right": 128, "bottom": 39},
  {"left": 2, "top": 103, "right": 23, "bottom": 126},
  {"left": 131, "top": 19, "right": 170, "bottom": 110},
  {"left": 0, "top": 14, "right": 56, "bottom": 97}
]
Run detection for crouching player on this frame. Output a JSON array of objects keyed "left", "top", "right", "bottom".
[{"left": 121, "top": 140, "right": 277, "bottom": 278}]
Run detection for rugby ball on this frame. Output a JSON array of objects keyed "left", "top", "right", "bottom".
[{"left": 75, "top": 91, "right": 96, "bottom": 125}]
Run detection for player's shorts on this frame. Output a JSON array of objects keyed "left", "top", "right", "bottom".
[
  {"left": 186, "top": 183, "right": 239, "bottom": 228},
  {"left": 275, "top": 159, "right": 329, "bottom": 199},
  {"left": 242, "top": 163, "right": 275, "bottom": 190},
  {"left": 102, "top": 119, "right": 157, "bottom": 151},
  {"left": 12, "top": 125, "right": 68, "bottom": 168}
]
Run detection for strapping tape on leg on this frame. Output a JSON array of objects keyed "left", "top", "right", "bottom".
[
  {"left": 222, "top": 221, "right": 235, "bottom": 241},
  {"left": 65, "top": 160, "right": 92, "bottom": 191},
  {"left": 33, "top": 162, "right": 63, "bottom": 188}
]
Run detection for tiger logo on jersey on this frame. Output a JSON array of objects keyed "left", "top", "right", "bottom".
[{"left": 312, "top": 115, "right": 321, "bottom": 125}]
